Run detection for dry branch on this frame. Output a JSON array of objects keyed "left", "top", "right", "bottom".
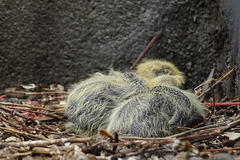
[
  {"left": 197, "top": 67, "right": 236, "bottom": 98},
  {"left": 0, "top": 127, "right": 47, "bottom": 140},
  {"left": 131, "top": 31, "right": 162, "bottom": 69},
  {"left": 0, "top": 102, "right": 59, "bottom": 112},
  {"left": 0, "top": 137, "right": 92, "bottom": 148},
  {"left": 5, "top": 87, "right": 69, "bottom": 95},
  {"left": 0, "top": 151, "right": 32, "bottom": 158}
]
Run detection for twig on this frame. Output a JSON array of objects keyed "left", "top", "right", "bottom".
[
  {"left": 190, "top": 119, "right": 240, "bottom": 143},
  {"left": 120, "top": 136, "right": 174, "bottom": 144},
  {"left": 99, "top": 129, "right": 126, "bottom": 142},
  {"left": 41, "top": 123, "right": 60, "bottom": 132},
  {"left": 5, "top": 88, "right": 69, "bottom": 95},
  {"left": 193, "top": 85, "right": 215, "bottom": 128},
  {"left": 197, "top": 67, "right": 236, "bottom": 98},
  {"left": 0, "top": 137, "right": 92, "bottom": 148},
  {"left": 19, "top": 110, "right": 64, "bottom": 120},
  {"left": 205, "top": 102, "right": 240, "bottom": 106},
  {"left": 0, "top": 95, "right": 7, "bottom": 99},
  {"left": 121, "top": 120, "right": 235, "bottom": 144},
  {"left": 0, "top": 127, "right": 47, "bottom": 140},
  {"left": 0, "top": 116, "right": 83, "bottom": 138},
  {"left": 131, "top": 31, "right": 162, "bottom": 69},
  {"left": 0, "top": 104, "right": 28, "bottom": 119},
  {"left": 31, "top": 147, "right": 56, "bottom": 155},
  {"left": 9, "top": 146, "right": 29, "bottom": 152},
  {"left": 0, "top": 115, "right": 19, "bottom": 128},
  {"left": 0, "top": 102, "right": 57, "bottom": 112},
  {"left": 166, "top": 122, "right": 228, "bottom": 138},
  {"left": 112, "top": 132, "right": 119, "bottom": 151},
  {"left": 202, "top": 147, "right": 240, "bottom": 152},
  {"left": 0, "top": 151, "right": 32, "bottom": 158},
  {"left": 26, "top": 127, "right": 84, "bottom": 138},
  {"left": 44, "top": 104, "right": 65, "bottom": 109},
  {"left": 220, "top": 119, "right": 240, "bottom": 134},
  {"left": 179, "top": 131, "right": 220, "bottom": 141},
  {"left": 189, "top": 135, "right": 217, "bottom": 144},
  {"left": 41, "top": 96, "right": 66, "bottom": 103}
]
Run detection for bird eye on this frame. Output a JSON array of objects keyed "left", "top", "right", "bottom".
[
  {"left": 153, "top": 70, "right": 162, "bottom": 77},
  {"left": 153, "top": 67, "right": 172, "bottom": 76}
]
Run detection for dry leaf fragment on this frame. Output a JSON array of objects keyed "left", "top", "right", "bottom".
[{"left": 224, "top": 132, "right": 240, "bottom": 141}]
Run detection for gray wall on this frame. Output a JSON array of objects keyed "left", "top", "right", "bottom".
[
  {"left": 2, "top": 0, "right": 237, "bottom": 99},
  {"left": 215, "top": 0, "right": 240, "bottom": 99}
]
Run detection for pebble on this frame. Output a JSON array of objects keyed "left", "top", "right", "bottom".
[
  {"left": 234, "top": 156, "right": 240, "bottom": 160},
  {"left": 172, "top": 152, "right": 189, "bottom": 160},
  {"left": 212, "top": 153, "right": 234, "bottom": 160},
  {"left": 164, "top": 154, "right": 175, "bottom": 160},
  {"left": 234, "top": 140, "right": 240, "bottom": 147},
  {"left": 189, "top": 157, "right": 204, "bottom": 160},
  {"left": 22, "top": 156, "right": 34, "bottom": 160}
]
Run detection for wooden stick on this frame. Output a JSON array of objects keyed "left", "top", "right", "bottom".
[
  {"left": 131, "top": 31, "right": 162, "bottom": 69},
  {"left": 0, "top": 127, "right": 47, "bottom": 140},
  {"left": 197, "top": 67, "right": 236, "bottom": 98},
  {"left": 0, "top": 102, "right": 58, "bottom": 112},
  {"left": 205, "top": 102, "right": 240, "bottom": 106},
  {"left": 0, "top": 137, "right": 92, "bottom": 148},
  {"left": 5, "top": 88, "right": 69, "bottom": 95},
  {"left": 193, "top": 85, "right": 215, "bottom": 129},
  {"left": 0, "top": 152, "right": 32, "bottom": 158},
  {"left": 0, "top": 104, "right": 28, "bottom": 119},
  {"left": 203, "top": 147, "right": 240, "bottom": 152},
  {"left": 166, "top": 122, "right": 227, "bottom": 138}
]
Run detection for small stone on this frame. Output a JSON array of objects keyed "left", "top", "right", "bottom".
[
  {"left": 22, "top": 155, "right": 34, "bottom": 160},
  {"left": 164, "top": 154, "right": 175, "bottom": 160},
  {"left": 212, "top": 153, "right": 234, "bottom": 160},
  {"left": 234, "top": 156, "right": 240, "bottom": 160},
  {"left": 189, "top": 157, "right": 204, "bottom": 160},
  {"left": 172, "top": 152, "right": 189, "bottom": 160},
  {"left": 234, "top": 140, "right": 240, "bottom": 147}
]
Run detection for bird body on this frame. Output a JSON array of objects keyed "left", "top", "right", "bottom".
[
  {"left": 65, "top": 71, "right": 147, "bottom": 136},
  {"left": 64, "top": 60, "right": 205, "bottom": 137}
]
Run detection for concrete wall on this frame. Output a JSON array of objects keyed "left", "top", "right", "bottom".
[{"left": 1, "top": 1, "right": 228, "bottom": 97}]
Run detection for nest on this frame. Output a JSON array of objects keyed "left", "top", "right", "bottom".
[{"left": 0, "top": 66, "right": 240, "bottom": 160}]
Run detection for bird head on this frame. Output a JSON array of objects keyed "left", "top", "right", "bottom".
[
  {"left": 136, "top": 60, "right": 185, "bottom": 88},
  {"left": 136, "top": 60, "right": 183, "bottom": 78}
]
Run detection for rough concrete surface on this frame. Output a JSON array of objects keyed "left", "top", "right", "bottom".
[
  {"left": 0, "top": 0, "right": 238, "bottom": 99},
  {"left": 216, "top": 0, "right": 240, "bottom": 99}
]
